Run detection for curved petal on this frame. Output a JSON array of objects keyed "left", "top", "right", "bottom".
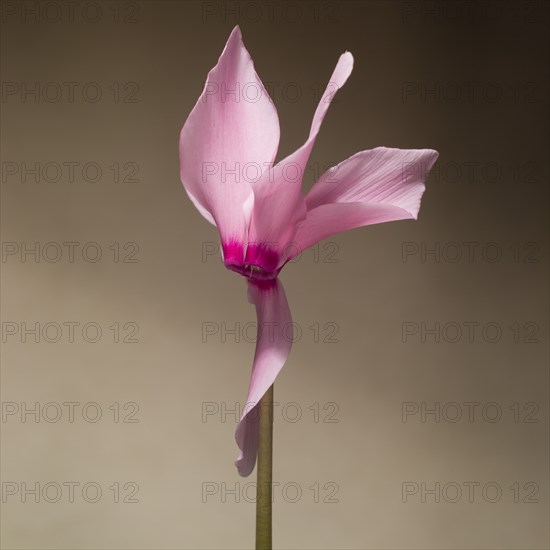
[
  {"left": 290, "top": 147, "right": 439, "bottom": 253},
  {"left": 245, "top": 52, "right": 354, "bottom": 271},
  {"left": 235, "top": 278, "right": 292, "bottom": 477},
  {"left": 179, "top": 26, "right": 280, "bottom": 264}
]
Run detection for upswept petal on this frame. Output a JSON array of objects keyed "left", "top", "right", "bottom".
[
  {"left": 235, "top": 279, "right": 292, "bottom": 477},
  {"left": 245, "top": 52, "right": 354, "bottom": 271},
  {"left": 179, "top": 25, "right": 280, "bottom": 264},
  {"left": 291, "top": 147, "right": 439, "bottom": 253}
]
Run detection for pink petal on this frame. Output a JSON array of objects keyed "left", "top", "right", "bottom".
[
  {"left": 245, "top": 52, "right": 354, "bottom": 271},
  {"left": 179, "top": 26, "right": 280, "bottom": 264},
  {"left": 291, "top": 147, "right": 439, "bottom": 253},
  {"left": 235, "top": 278, "right": 292, "bottom": 477}
]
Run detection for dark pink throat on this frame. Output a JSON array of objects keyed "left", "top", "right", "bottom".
[
  {"left": 222, "top": 241, "right": 281, "bottom": 284},
  {"left": 226, "top": 263, "right": 279, "bottom": 280}
]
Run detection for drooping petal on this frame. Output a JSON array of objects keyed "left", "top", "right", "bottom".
[
  {"left": 245, "top": 52, "right": 354, "bottom": 271},
  {"left": 179, "top": 26, "right": 280, "bottom": 264},
  {"left": 290, "top": 147, "right": 439, "bottom": 253},
  {"left": 235, "top": 278, "right": 292, "bottom": 477}
]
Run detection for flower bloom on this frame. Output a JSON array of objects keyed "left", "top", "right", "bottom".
[{"left": 180, "top": 26, "right": 438, "bottom": 476}]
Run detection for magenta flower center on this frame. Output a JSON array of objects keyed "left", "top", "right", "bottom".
[{"left": 223, "top": 241, "right": 281, "bottom": 283}]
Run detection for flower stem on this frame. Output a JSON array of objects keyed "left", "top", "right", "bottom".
[{"left": 256, "top": 384, "right": 274, "bottom": 550}]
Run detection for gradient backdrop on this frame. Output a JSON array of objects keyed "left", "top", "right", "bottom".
[{"left": 1, "top": 1, "right": 549, "bottom": 549}]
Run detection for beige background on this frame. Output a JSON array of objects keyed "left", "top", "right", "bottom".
[{"left": 1, "top": 1, "right": 548, "bottom": 548}]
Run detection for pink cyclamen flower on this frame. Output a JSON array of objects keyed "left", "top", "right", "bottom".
[{"left": 180, "top": 26, "right": 438, "bottom": 477}]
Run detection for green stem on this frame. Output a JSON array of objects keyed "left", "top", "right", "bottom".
[{"left": 256, "top": 384, "right": 274, "bottom": 550}]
